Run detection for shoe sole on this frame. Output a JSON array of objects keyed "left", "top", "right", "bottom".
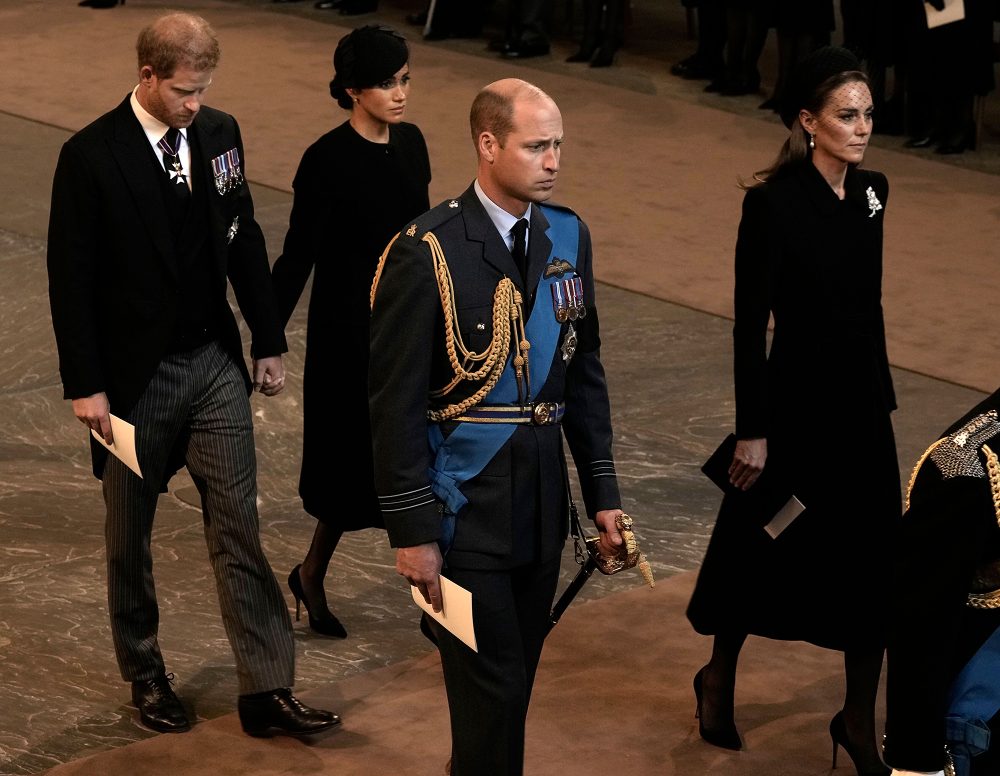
[{"left": 241, "top": 718, "right": 342, "bottom": 738}]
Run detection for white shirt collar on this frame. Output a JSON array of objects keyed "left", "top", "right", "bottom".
[
  {"left": 130, "top": 85, "right": 188, "bottom": 148},
  {"left": 474, "top": 179, "right": 531, "bottom": 252}
]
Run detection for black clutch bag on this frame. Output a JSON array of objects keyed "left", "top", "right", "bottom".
[
  {"left": 701, "top": 434, "right": 805, "bottom": 537},
  {"left": 701, "top": 433, "right": 737, "bottom": 492}
]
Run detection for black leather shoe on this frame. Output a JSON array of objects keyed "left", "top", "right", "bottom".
[
  {"left": 904, "top": 135, "right": 935, "bottom": 149},
  {"left": 78, "top": 0, "right": 123, "bottom": 6},
  {"left": 313, "top": 0, "right": 342, "bottom": 8},
  {"left": 238, "top": 689, "right": 341, "bottom": 738},
  {"left": 131, "top": 674, "right": 190, "bottom": 733},
  {"left": 670, "top": 57, "right": 720, "bottom": 80},
  {"left": 589, "top": 46, "right": 617, "bottom": 68},
  {"left": 406, "top": 10, "right": 428, "bottom": 25},
  {"left": 500, "top": 41, "right": 550, "bottom": 59}
]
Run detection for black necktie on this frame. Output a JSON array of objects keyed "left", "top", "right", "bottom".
[
  {"left": 511, "top": 218, "right": 529, "bottom": 283},
  {"left": 157, "top": 127, "right": 190, "bottom": 200}
]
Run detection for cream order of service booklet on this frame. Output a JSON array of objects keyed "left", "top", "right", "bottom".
[
  {"left": 91, "top": 414, "right": 142, "bottom": 478},
  {"left": 411, "top": 577, "right": 477, "bottom": 652}
]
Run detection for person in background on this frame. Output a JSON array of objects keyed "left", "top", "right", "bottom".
[
  {"left": 46, "top": 11, "right": 339, "bottom": 738},
  {"left": 686, "top": 47, "right": 900, "bottom": 776},
  {"left": 885, "top": 390, "right": 1000, "bottom": 776},
  {"left": 272, "top": 24, "right": 430, "bottom": 638}
]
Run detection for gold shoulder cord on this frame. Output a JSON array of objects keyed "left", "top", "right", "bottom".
[
  {"left": 905, "top": 438, "right": 946, "bottom": 511},
  {"left": 370, "top": 230, "right": 531, "bottom": 422},
  {"left": 983, "top": 444, "right": 1000, "bottom": 527}
]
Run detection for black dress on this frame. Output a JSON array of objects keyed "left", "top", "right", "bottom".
[
  {"left": 687, "top": 161, "right": 901, "bottom": 651},
  {"left": 272, "top": 120, "right": 431, "bottom": 527}
]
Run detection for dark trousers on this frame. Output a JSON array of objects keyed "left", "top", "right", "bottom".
[
  {"left": 103, "top": 340, "right": 294, "bottom": 695},
  {"left": 433, "top": 556, "right": 562, "bottom": 776}
]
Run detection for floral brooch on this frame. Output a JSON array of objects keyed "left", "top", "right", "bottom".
[{"left": 865, "top": 186, "right": 883, "bottom": 218}]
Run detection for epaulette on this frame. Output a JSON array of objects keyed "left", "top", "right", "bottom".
[
  {"left": 905, "top": 410, "right": 1000, "bottom": 509},
  {"left": 930, "top": 409, "right": 1000, "bottom": 480},
  {"left": 400, "top": 197, "right": 464, "bottom": 241}
]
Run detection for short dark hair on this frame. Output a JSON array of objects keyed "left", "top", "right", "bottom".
[
  {"left": 470, "top": 87, "right": 516, "bottom": 147},
  {"left": 136, "top": 13, "right": 220, "bottom": 78}
]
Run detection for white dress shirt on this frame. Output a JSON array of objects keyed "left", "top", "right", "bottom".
[
  {"left": 130, "top": 86, "right": 193, "bottom": 192},
  {"left": 474, "top": 179, "right": 531, "bottom": 255}
]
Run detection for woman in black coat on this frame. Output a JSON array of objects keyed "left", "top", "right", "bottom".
[
  {"left": 687, "top": 47, "right": 901, "bottom": 775},
  {"left": 271, "top": 25, "right": 431, "bottom": 637}
]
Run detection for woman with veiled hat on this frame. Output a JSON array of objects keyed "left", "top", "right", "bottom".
[
  {"left": 686, "top": 47, "right": 901, "bottom": 775},
  {"left": 271, "top": 24, "right": 431, "bottom": 638}
]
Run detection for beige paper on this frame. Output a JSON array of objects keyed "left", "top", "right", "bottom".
[
  {"left": 91, "top": 414, "right": 142, "bottom": 479},
  {"left": 924, "top": 0, "right": 965, "bottom": 29},
  {"left": 411, "top": 576, "right": 477, "bottom": 652},
  {"left": 764, "top": 495, "right": 805, "bottom": 539}
]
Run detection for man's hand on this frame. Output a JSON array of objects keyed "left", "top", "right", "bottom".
[
  {"left": 397, "top": 543, "right": 444, "bottom": 612},
  {"left": 72, "top": 392, "right": 113, "bottom": 445},
  {"left": 594, "top": 509, "right": 625, "bottom": 558},
  {"left": 729, "top": 437, "right": 767, "bottom": 490},
  {"left": 252, "top": 356, "right": 285, "bottom": 396}
]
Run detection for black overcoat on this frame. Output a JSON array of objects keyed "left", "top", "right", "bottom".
[
  {"left": 47, "top": 96, "right": 285, "bottom": 481},
  {"left": 688, "top": 161, "right": 902, "bottom": 650},
  {"left": 271, "top": 121, "right": 430, "bottom": 526}
]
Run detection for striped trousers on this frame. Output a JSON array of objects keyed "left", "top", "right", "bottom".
[{"left": 102, "top": 341, "right": 294, "bottom": 695}]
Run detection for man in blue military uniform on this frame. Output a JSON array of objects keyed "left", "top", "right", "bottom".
[
  {"left": 368, "top": 78, "right": 624, "bottom": 775},
  {"left": 885, "top": 390, "right": 1000, "bottom": 776}
]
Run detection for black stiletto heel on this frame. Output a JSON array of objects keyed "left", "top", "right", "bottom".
[
  {"left": 287, "top": 564, "right": 347, "bottom": 638},
  {"left": 693, "top": 667, "right": 742, "bottom": 750},
  {"left": 829, "top": 711, "right": 890, "bottom": 775}
]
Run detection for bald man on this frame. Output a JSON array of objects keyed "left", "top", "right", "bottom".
[
  {"left": 47, "top": 13, "right": 338, "bottom": 737},
  {"left": 369, "top": 79, "right": 624, "bottom": 775}
]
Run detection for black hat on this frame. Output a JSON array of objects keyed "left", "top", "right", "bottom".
[
  {"left": 779, "top": 46, "right": 863, "bottom": 129},
  {"left": 329, "top": 25, "right": 408, "bottom": 107}
]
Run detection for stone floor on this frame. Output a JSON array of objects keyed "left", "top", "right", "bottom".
[{"left": 0, "top": 1, "right": 995, "bottom": 773}]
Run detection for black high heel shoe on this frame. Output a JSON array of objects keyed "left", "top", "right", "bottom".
[
  {"left": 78, "top": 0, "right": 123, "bottom": 6},
  {"left": 829, "top": 711, "right": 890, "bottom": 776},
  {"left": 693, "top": 667, "right": 742, "bottom": 750},
  {"left": 287, "top": 564, "right": 347, "bottom": 638}
]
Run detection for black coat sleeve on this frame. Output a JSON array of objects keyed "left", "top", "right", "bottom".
[
  {"left": 732, "top": 186, "right": 777, "bottom": 440},
  {"left": 47, "top": 139, "right": 106, "bottom": 400},
  {"left": 369, "top": 234, "right": 444, "bottom": 548},
  {"left": 562, "top": 218, "right": 621, "bottom": 517},
  {"left": 271, "top": 143, "right": 326, "bottom": 328},
  {"left": 223, "top": 118, "right": 286, "bottom": 359}
]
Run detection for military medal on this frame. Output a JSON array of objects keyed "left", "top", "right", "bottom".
[
  {"left": 550, "top": 279, "right": 570, "bottom": 322},
  {"left": 572, "top": 276, "right": 587, "bottom": 318},
  {"left": 561, "top": 323, "right": 578, "bottom": 362},
  {"left": 211, "top": 148, "right": 244, "bottom": 195}
]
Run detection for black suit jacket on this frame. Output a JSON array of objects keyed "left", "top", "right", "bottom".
[
  {"left": 369, "top": 185, "right": 620, "bottom": 570},
  {"left": 47, "top": 95, "right": 285, "bottom": 477}
]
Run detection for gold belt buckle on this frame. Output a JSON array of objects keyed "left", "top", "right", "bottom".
[{"left": 531, "top": 402, "right": 557, "bottom": 425}]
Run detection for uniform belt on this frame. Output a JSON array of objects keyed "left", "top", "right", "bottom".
[{"left": 453, "top": 402, "right": 565, "bottom": 426}]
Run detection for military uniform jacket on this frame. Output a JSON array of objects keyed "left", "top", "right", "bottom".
[
  {"left": 368, "top": 184, "right": 621, "bottom": 570},
  {"left": 47, "top": 96, "right": 286, "bottom": 478},
  {"left": 885, "top": 390, "right": 1000, "bottom": 772}
]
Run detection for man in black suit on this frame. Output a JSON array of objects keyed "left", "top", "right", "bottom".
[
  {"left": 46, "top": 12, "right": 338, "bottom": 738},
  {"left": 369, "top": 78, "right": 624, "bottom": 775}
]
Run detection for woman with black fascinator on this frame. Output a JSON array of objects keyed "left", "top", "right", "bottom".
[
  {"left": 686, "top": 47, "right": 901, "bottom": 775},
  {"left": 272, "top": 25, "right": 431, "bottom": 638}
]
